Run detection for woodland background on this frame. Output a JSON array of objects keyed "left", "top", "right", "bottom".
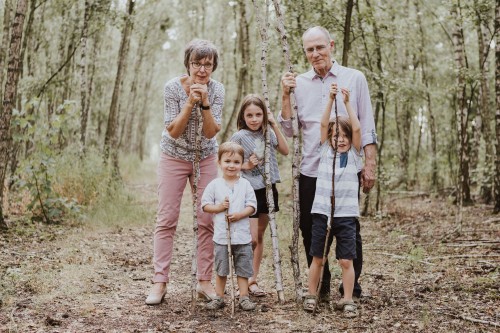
[
  {"left": 1, "top": 0, "right": 499, "bottom": 226},
  {"left": 0, "top": 0, "right": 499, "bottom": 332}
]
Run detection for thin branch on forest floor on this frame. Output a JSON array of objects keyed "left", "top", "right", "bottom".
[
  {"left": 435, "top": 311, "right": 500, "bottom": 327},
  {"left": 444, "top": 242, "right": 499, "bottom": 247},
  {"left": 426, "top": 254, "right": 500, "bottom": 260},
  {"left": 448, "top": 239, "right": 500, "bottom": 243},
  {"left": 376, "top": 252, "right": 434, "bottom": 265}
]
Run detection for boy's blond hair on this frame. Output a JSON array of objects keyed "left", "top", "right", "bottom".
[{"left": 217, "top": 142, "right": 244, "bottom": 162}]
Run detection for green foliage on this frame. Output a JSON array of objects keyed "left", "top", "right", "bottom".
[{"left": 11, "top": 101, "right": 82, "bottom": 223}]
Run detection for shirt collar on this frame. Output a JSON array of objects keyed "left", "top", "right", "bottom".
[{"left": 304, "top": 61, "right": 340, "bottom": 80}]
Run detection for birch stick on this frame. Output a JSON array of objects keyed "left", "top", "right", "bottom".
[
  {"left": 272, "top": 0, "right": 303, "bottom": 303},
  {"left": 314, "top": 98, "right": 339, "bottom": 314},
  {"left": 191, "top": 104, "right": 202, "bottom": 312},
  {"left": 252, "top": 0, "right": 285, "bottom": 304},
  {"left": 225, "top": 205, "right": 236, "bottom": 316}
]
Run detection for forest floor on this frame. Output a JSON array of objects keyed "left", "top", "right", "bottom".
[{"left": 0, "top": 161, "right": 499, "bottom": 332}]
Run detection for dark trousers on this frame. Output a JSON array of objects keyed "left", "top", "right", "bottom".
[{"left": 299, "top": 174, "right": 363, "bottom": 297}]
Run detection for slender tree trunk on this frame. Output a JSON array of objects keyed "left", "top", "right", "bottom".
[
  {"left": 415, "top": 0, "right": 439, "bottom": 190},
  {"left": 103, "top": 0, "right": 134, "bottom": 178},
  {"left": 135, "top": 60, "right": 154, "bottom": 160},
  {"left": 452, "top": 0, "right": 471, "bottom": 226},
  {"left": 121, "top": 31, "right": 147, "bottom": 152},
  {"left": 475, "top": 2, "right": 493, "bottom": 203},
  {"left": 79, "top": 0, "right": 91, "bottom": 151},
  {"left": 494, "top": 0, "right": 500, "bottom": 213},
  {"left": 221, "top": 0, "right": 249, "bottom": 142},
  {"left": 0, "top": 0, "right": 12, "bottom": 107},
  {"left": 251, "top": 0, "right": 285, "bottom": 303},
  {"left": 0, "top": 0, "right": 28, "bottom": 228},
  {"left": 272, "top": 0, "right": 302, "bottom": 303},
  {"left": 341, "top": 0, "right": 354, "bottom": 66}
]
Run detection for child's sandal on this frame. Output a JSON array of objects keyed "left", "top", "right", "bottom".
[
  {"left": 303, "top": 294, "right": 317, "bottom": 312},
  {"left": 341, "top": 301, "right": 358, "bottom": 318}
]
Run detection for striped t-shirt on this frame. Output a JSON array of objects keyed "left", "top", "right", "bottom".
[
  {"left": 311, "top": 143, "right": 362, "bottom": 217},
  {"left": 230, "top": 129, "right": 281, "bottom": 190}
]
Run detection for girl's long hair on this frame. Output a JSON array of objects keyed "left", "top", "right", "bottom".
[
  {"left": 236, "top": 94, "right": 269, "bottom": 136},
  {"left": 327, "top": 116, "right": 352, "bottom": 149}
]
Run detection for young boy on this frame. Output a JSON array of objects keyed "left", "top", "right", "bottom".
[
  {"left": 303, "top": 84, "right": 361, "bottom": 318},
  {"left": 202, "top": 142, "right": 257, "bottom": 311}
]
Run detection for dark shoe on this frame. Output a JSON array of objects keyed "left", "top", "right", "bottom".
[
  {"left": 238, "top": 296, "right": 256, "bottom": 311},
  {"left": 206, "top": 296, "right": 225, "bottom": 310}
]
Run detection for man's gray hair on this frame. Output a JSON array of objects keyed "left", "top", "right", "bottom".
[{"left": 302, "top": 26, "right": 333, "bottom": 43}]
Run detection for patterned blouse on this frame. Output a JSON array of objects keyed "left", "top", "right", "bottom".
[{"left": 160, "top": 76, "right": 225, "bottom": 161}]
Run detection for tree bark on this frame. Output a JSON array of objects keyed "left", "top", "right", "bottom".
[
  {"left": 0, "top": 0, "right": 28, "bottom": 228},
  {"left": 79, "top": 0, "right": 92, "bottom": 151},
  {"left": 251, "top": 0, "right": 285, "bottom": 304},
  {"left": 272, "top": 0, "right": 303, "bottom": 303},
  {"left": 103, "top": 0, "right": 134, "bottom": 178},
  {"left": 452, "top": 0, "right": 471, "bottom": 225},
  {"left": 494, "top": 0, "right": 500, "bottom": 213},
  {"left": 341, "top": 0, "right": 354, "bottom": 66},
  {"left": 0, "top": 0, "right": 12, "bottom": 108}
]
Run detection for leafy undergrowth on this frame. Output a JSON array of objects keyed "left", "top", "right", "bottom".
[{"left": 0, "top": 185, "right": 498, "bottom": 332}]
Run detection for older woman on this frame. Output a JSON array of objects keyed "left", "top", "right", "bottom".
[{"left": 146, "top": 39, "right": 225, "bottom": 305}]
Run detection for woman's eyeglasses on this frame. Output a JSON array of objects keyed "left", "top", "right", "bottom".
[{"left": 191, "top": 62, "right": 213, "bottom": 70}]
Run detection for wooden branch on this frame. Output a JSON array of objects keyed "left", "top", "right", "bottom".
[
  {"left": 435, "top": 311, "right": 500, "bottom": 327},
  {"left": 225, "top": 209, "right": 236, "bottom": 317},
  {"left": 190, "top": 104, "right": 202, "bottom": 312},
  {"left": 426, "top": 254, "right": 500, "bottom": 260},
  {"left": 272, "top": 0, "right": 303, "bottom": 304},
  {"left": 251, "top": 0, "right": 285, "bottom": 304}
]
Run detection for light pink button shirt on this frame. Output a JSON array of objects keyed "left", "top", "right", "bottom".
[{"left": 278, "top": 61, "right": 377, "bottom": 177}]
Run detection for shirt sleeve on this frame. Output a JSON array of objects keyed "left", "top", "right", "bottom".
[
  {"left": 164, "top": 82, "right": 180, "bottom": 126},
  {"left": 201, "top": 181, "right": 215, "bottom": 209},
  {"left": 244, "top": 181, "right": 257, "bottom": 214},
  {"left": 270, "top": 129, "right": 278, "bottom": 147},
  {"left": 355, "top": 72, "right": 378, "bottom": 148},
  {"left": 210, "top": 82, "right": 225, "bottom": 125},
  {"left": 229, "top": 131, "right": 241, "bottom": 145},
  {"left": 277, "top": 112, "right": 293, "bottom": 138}
]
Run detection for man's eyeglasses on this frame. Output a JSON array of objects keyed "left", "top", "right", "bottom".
[
  {"left": 191, "top": 62, "right": 213, "bottom": 70},
  {"left": 304, "top": 45, "right": 328, "bottom": 54}
]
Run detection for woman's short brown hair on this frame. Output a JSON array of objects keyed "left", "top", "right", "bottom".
[
  {"left": 184, "top": 39, "right": 219, "bottom": 75},
  {"left": 218, "top": 142, "right": 244, "bottom": 162}
]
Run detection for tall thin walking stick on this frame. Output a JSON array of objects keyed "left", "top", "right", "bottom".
[
  {"left": 225, "top": 197, "right": 236, "bottom": 316},
  {"left": 251, "top": 0, "right": 285, "bottom": 303},
  {"left": 272, "top": 0, "right": 302, "bottom": 303},
  {"left": 313, "top": 97, "right": 339, "bottom": 314},
  {"left": 191, "top": 103, "right": 202, "bottom": 312}
]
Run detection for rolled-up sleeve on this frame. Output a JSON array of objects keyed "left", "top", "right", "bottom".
[
  {"left": 356, "top": 73, "right": 378, "bottom": 147},
  {"left": 245, "top": 182, "right": 257, "bottom": 215},
  {"left": 277, "top": 112, "right": 293, "bottom": 137}
]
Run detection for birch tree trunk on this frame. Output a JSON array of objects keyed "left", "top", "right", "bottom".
[
  {"left": 452, "top": 0, "right": 470, "bottom": 226},
  {"left": 272, "top": 0, "right": 302, "bottom": 303},
  {"left": 494, "top": 0, "right": 500, "bottom": 213},
  {"left": 0, "top": 0, "right": 28, "bottom": 228},
  {"left": 79, "top": 0, "right": 91, "bottom": 151},
  {"left": 341, "top": 0, "right": 354, "bottom": 67},
  {"left": 221, "top": 0, "right": 249, "bottom": 142},
  {"left": 103, "top": 0, "right": 134, "bottom": 178},
  {"left": 251, "top": 0, "right": 285, "bottom": 303},
  {"left": 415, "top": 0, "right": 439, "bottom": 190},
  {"left": 0, "top": 0, "right": 12, "bottom": 107},
  {"left": 475, "top": 3, "right": 493, "bottom": 203}
]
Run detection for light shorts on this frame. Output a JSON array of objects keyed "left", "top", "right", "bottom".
[{"left": 214, "top": 242, "right": 253, "bottom": 278}]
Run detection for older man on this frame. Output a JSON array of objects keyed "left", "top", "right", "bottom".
[{"left": 278, "top": 26, "right": 377, "bottom": 301}]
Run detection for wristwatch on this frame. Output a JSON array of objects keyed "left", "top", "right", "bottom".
[{"left": 200, "top": 104, "right": 210, "bottom": 110}]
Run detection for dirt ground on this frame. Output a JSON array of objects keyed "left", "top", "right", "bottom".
[{"left": 1, "top": 175, "right": 499, "bottom": 332}]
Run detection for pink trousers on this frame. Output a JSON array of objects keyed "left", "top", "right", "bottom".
[{"left": 153, "top": 152, "right": 217, "bottom": 283}]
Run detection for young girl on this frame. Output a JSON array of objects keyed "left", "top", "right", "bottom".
[
  {"left": 201, "top": 142, "right": 257, "bottom": 311},
  {"left": 303, "top": 83, "right": 361, "bottom": 318},
  {"left": 230, "top": 94, "right": 289, "bottom": 297}
]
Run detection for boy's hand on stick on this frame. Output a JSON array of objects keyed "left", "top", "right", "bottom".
[
  {"left": 221, "top": 196, "right": 230, "bottom": 212},
  {"left": 340, "top": 87, "right": 350, "bottom": 103},
  {"left": 329, "top": 83, "right": 338, "bottom": 100},
  {"left": 226, "top": 212, "right": 241, "bottom": 223}
]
